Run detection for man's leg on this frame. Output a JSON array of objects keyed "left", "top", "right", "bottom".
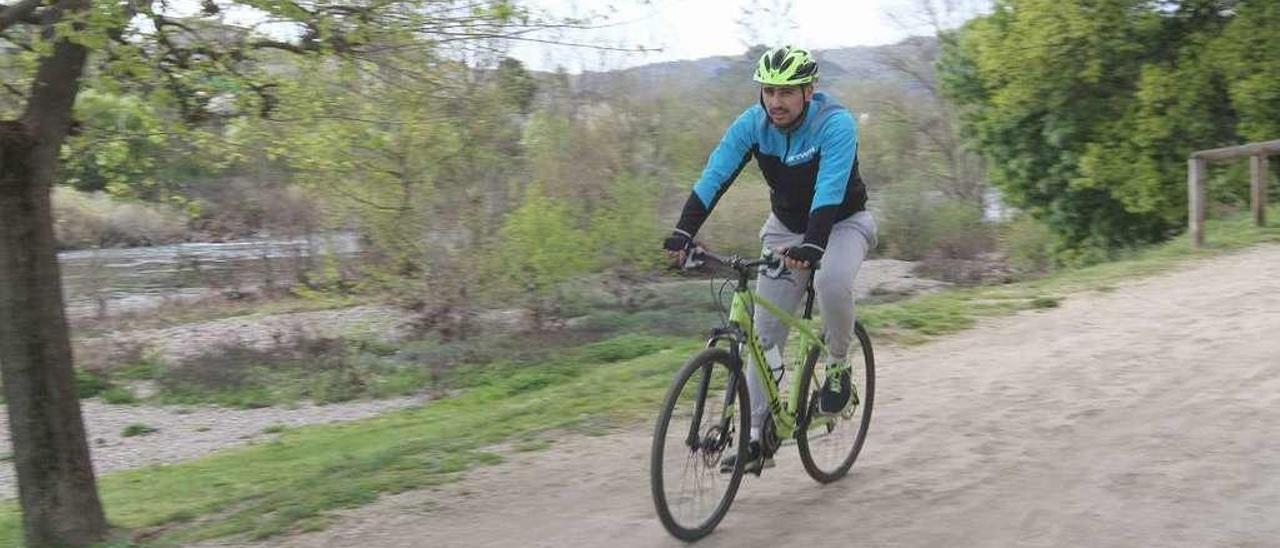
[
  {"left": 814, "top": 211, "right": 877, "bottom": 360},
  {"left": 813, "top": 211, "right": 876, "bottom": 413},
  {"left": 746, "top": 215, "right": 808, "bottom": 442}
]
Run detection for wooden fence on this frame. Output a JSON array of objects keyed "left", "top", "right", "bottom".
[{"left": 1188, "top": 139, "right": 1280, "bottom": 248}]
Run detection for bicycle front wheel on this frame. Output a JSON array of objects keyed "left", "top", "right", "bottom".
[
  {"left": 650, "top": 347, "right": 749, "bottom": 541},
  {"left": 796, "top": 321, "right": 875, "bottom": 483}
]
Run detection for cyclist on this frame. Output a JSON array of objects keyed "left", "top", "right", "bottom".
[{"left": 663, "top": 45, "right": 878, "bottom": 474}]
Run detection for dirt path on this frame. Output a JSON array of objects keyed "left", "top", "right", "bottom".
[{"left": 204, "top": 245, "right": 1280, "bottom": 548}]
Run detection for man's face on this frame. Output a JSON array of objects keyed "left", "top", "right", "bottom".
[{"left": 761, "top": 85, "right": 813, "bottom": 128}]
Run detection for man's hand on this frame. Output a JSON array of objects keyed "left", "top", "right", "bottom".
[
  {"left": 663, "top": 230, "right": 694, "bottom": 266},
  {"left": 782, "top": 244, "right": 823, "bottom": 270}
]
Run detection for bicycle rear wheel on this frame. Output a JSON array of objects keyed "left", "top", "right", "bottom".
[
  {"left": 650, "top": 347, "right": 749, "bottom": 541},
  {"left": 795, "top": 321, "right": 875, "bottom": 483}
]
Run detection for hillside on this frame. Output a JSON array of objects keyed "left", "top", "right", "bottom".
[{"left": 564, "top": 36, "right": 938, "bottom": 100}]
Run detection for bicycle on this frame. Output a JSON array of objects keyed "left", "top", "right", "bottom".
[{"left": 649, "top": 246, "right": 876, "bottom": 541}]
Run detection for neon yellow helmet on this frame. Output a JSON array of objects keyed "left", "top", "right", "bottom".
[{"left": 753, "top": 45, "right": 819, "bottom": 86}]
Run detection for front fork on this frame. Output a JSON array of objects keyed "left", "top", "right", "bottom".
[{"left": 701, "top": 328, "right": 816, "bottom": 454}]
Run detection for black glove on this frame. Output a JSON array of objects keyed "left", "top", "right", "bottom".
[
  {"left": 784, "top": 244, "right": 824, "bottom": 269},
  {"left": 662, "top": 230, "right": 693, "bottom": 253}
]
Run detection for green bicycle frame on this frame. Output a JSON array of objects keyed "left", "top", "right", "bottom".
[{"left": 727, "top": 285, "right": 829, "bottom": 440}]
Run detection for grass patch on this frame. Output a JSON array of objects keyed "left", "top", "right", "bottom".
[
  {"left": 149, "top": 336, "right": 432, "bottom": 409},
  {"left": 75, "top": 368, "right": 111, "bottom": 399},
  {"left": 121, "top": 424, "right": 158, "bottom": 438},
  {"left": 1030, "top": 296, "right": 1061, "bottom": 309},
  {"left": 0, "top": 334, "right": 691, "bottom": 545},
  {"left": 513, "top": 439, "right": 553, "bottom": 453},
  {"left": 114, "top": 360, "right": 162, "bottom": 381},
  {"left": 102, "top": 386, "right": 139, "bottom": 405}
]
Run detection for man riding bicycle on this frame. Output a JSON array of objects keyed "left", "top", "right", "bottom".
[{"left": 662, "top": 45, "right": 878, "bottom": 474}]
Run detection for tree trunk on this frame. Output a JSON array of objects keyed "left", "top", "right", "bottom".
[
  {"left": 0, "top": 129, "right": 108, "bottom": 546},
  {"left": 0, "top": 0, "right": 109, "bottom": 543}
]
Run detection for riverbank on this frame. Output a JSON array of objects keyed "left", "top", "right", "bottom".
[
  {"left": 70, "top": 258, "right": 950, "bottom": 369},
  {"left": 59, "top": 232, "right": 360, "bottom": 321}
]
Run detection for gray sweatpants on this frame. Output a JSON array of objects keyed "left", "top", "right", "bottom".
[{"left": 745, "top": 211, "right": 878, "bottom": 440}]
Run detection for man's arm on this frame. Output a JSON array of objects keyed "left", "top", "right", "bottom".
[
  {"left": 798, "top": 110, "right": 858, "bottom": 256},
  {"left": 671, "top": 107, "right": 760, "bottom": 239}
]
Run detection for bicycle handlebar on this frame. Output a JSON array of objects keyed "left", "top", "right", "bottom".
[{"left": 686, "top": 246, "right": 819, "bottom": 273}]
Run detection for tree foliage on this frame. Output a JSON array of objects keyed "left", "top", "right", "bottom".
[
  {"left": 0, "top": 0, "right": 600, "bottom": 545},
  {"left": 940, "top": 0, "right": 1279, "bottom": 259}
]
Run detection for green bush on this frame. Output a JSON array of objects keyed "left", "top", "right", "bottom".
[
  {"left": 928, "top": 200, "right": 995, "bottom": 259},
  {"left": 52, "top": 187, "right": 187, "bottom": 250},
  {"left": 880, "top": 181, "right": 993, "bottom": 261},
  {"left": 1003, "top": 215, "right": 1056, "bottom": 275},
  {"left": 878, "top": 180, "right": 938, "bottom": 260}
]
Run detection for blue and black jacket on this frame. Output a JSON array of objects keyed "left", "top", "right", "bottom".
[{"left": 674, "top": 92, "right": 867, "bottom": 254}]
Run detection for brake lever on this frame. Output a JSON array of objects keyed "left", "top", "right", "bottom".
[
  {"left": 682, "top": 247, "right": 705, "bottom": 270},
  {"left": 758, "top": 248, "right": 791, "bottom": 280}
]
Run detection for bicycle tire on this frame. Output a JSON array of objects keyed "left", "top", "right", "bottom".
[
  {"left": 650, "top": 347, "right": 749, "bottom": 540},
  {"left": 795, "top": 321, "right": 876, "bottom": 483}
]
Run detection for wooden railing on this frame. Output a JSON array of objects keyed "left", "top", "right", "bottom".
[{"left": 1188, "top": 139, "right": 1280, "bottom": 248}]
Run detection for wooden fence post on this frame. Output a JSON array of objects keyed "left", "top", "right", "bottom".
[
  {"left": 1189, "top": 157, "right": 1207, "bottom": 248},
  {"left": 1251, "top": 154, "right": 1268, "bottom": 227}
]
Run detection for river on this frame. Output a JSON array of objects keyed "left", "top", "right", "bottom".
[{"left": 58, "top": 232, "right": 360, "bottom": 318}]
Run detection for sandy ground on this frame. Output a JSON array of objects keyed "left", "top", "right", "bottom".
[{"left": 202, "top": 244, "right": 1280, "bottom": 547}]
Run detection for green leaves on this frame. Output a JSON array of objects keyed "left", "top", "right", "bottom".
[
  {"left": 481, "top": 183, "right": 593, "bottom": 309},
  {"left": 941, "top": 0, "right": 1276, "bottom": 258}
]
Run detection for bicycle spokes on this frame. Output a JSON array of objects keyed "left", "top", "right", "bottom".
[{"left": 651, "top": 349, "right": 748, "bottom": 540}]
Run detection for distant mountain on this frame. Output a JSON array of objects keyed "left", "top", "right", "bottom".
[{"left": 563, "top": 36, "right": 939, "bottom": 100}]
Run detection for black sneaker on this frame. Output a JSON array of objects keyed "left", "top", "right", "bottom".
[
  {"left": 818, "top": 364, "right": 853, "bottom": 415},
  {"left": 719, "top": 441, "right": 775, "bottom": 476}
]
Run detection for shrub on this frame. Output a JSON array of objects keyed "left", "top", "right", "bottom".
[
  {"left": 153, "top": 335, "right": 428, "bottom": 407},
  {"left": 928, "top": 201, "right": 995, "bottom": 259},
  {"left": 879, "top": 181, "right": 995, "bottom": 262},
  {"left": 1002, "top": 215, "right": 1056, "bottom": 275},
  {"left": 52, "top": 187, "right": 187, "bottom": 249},
  {"left": 876, "top": 180, "right": 936, "bottom": 260}
]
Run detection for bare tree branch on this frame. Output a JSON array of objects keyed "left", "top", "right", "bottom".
[
  {"left": 313, "top": 176, "right": 403, "bottom": 211},
  {"left": 3, "top": 80, "right": 25, "bottom": 99}
]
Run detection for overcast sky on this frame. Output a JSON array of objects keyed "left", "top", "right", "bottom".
[
  {"left": 506, "top": 0, "right": 984, "bottom": 72},
  {"left": 164, "top": 0, "right": 984, "bottom": 73}
]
